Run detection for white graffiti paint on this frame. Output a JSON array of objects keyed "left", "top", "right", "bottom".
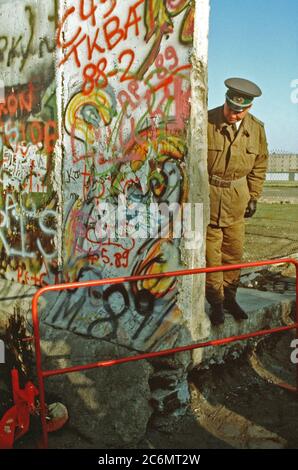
[
  {"left": 2, "top": 143, "right": 47, "bottom": 193},
  {"left": 0, "top": 193, "right": 57, "bottom": 259}
]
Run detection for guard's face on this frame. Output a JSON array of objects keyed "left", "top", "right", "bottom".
[{"left": 223, "top": 102, "right": 252, "bottom": 124}]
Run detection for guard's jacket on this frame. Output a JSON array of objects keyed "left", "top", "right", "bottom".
[{"left": 208, "top": 106, "right": 269, "bottom": 227}]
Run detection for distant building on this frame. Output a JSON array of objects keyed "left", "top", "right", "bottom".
[{"left": 268, "top": 153, "right": 298, "bottom": 172}]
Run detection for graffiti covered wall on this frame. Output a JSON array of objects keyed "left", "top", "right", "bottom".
[
  {"left": 0, "top": 0, "right": 59, "bottom": 288},
  {"left": 42, "top": 0, "right": 204, "bottom": 351},
  {"left": 0, "top": 0, "right": 208, "bottom": 354}
]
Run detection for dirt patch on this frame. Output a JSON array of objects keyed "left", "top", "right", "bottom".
[{"left": 141, "top": 331, "right": 298, "bottom": 449}]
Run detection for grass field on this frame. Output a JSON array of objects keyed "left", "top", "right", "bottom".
[
  {"left": 244, "top": 203, "right": 298, "bottom": 261},
  {"left": 264, "top": 181, "right": 298, "bottom": 187}
]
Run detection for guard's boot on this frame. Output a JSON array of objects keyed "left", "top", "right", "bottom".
[
  {"left": 209, "top": 303, "right": 225, "bottom": 326},
  {"left": 223, "top": 295, "right": 248, "bottom": 321}
]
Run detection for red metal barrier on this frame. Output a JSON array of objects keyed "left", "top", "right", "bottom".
[
  {"left": 32, "top": 258, "right": 298, "bottom": 448},
  {"left": 0, "top": 369, "right": 38, "bottom": 449}
]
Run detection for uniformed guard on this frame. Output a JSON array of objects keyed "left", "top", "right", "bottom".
[{"left": 207, "top": 77, "right": 269, "bottom": 326}]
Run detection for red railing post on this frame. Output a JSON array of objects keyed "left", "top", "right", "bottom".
[{"left": 32, "top": 290, "right": 48, "bottom": 448}]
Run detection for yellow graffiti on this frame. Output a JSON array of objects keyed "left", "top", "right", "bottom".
[
  {"left": 135, "top": 240, "right": 178, "bottom": 297},
  {"left": 65, "top": 87, "right": 115, "bottom": 145}
]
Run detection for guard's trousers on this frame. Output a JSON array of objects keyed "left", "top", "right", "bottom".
[{"left": 206, "top": 221, "right": 245, "bottom": 305}]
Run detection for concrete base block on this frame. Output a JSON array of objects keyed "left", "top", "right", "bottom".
[
  {"left": 40, "top": 325, "right": 153, "bottom": 448},
  {"left": 194, "top": 288, "right": 295, "bottom": 367}
]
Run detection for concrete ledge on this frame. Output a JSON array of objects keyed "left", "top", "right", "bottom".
[
  {"left": 0, "top": 280, "right": 295, "bottom": 371},
  {"left": 199, "top": 287, "right": 295, "bottom": 367}
]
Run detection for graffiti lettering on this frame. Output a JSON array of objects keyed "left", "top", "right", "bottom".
[
  {"left": 0, "top": 83, "right": 34, "bottom": 120},
  {"left": 0, "top": 4, "right": 56, "bottom": 71},
  {"left": 1, "top": 119, "right": 57, "bottom": 155},
  {"left": 58, "top": 0, "right": 144, "bottom": 76},
  {"left": 2, "top": 144, "right": 47, "bottom": 193},
  {"left": 46, "top": 0, "right": 195, "bottom": 347},
  {"left": 0, "top": 194, "right": 57, "bottom": 260},
  {"left": 17, "top": 267, "right": 47, "bottom": 287}
]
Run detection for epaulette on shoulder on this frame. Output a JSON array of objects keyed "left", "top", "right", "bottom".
[
  {"left": 250, "top": 114, "right": 265, "bottom": 127},
  {"left": 208, "top": 106, "right": 222, "bottom": 124},
  {"left": 208, "top": 107, "right": 218, "bottom": 117}
]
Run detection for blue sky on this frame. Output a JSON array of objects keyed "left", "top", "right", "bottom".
[{"left": 208, "top": 0, "right": 298, "bottom": 152}]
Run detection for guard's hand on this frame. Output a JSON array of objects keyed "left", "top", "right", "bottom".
[{"left": 244, "top": 198, "right": 257, "bottom": 218}]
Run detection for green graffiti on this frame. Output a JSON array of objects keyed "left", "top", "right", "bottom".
[
  {"left": 2, "top": 2, "right": 56, "bottom": 71},
  {"left": 0, "top": 37, "right": 8, "bottom": 62},
  {"left": 48, "top": 0, "right": 59, "bottom": 27},
  {"left": 20, "top": 6, "right": 35, "bottom": 72},
  {"left": 7, "top": 36, "right": 23, "bottom": 67}
]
